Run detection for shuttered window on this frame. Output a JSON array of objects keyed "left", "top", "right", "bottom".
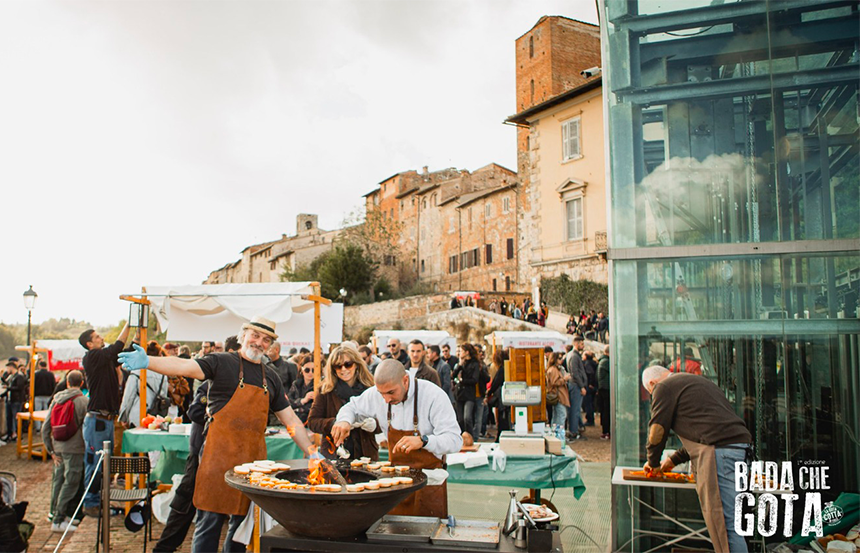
[{"left": 562, "top": 117, "right": 581, "bottom": 161}]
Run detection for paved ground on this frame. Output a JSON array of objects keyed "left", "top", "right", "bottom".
[{"left": 2, "top": 418, "right": 611, "bottom": 552}]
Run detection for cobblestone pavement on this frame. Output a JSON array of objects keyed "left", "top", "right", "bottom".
[{"left": 1, "top": 439, "right": 199, "bottom": 553}]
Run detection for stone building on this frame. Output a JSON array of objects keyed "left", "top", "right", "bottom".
[
  {"left": 204, "top": 214, "right": 340, "bottom": 284},
  {"left": 364, "top": 164, "right": 519, "bottom": 293},
  {"left": 509, "top": 15, "right": 607, "bottom": 285}
]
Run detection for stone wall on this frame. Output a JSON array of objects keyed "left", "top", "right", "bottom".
[{"left": 345, "top": 299, "right": 545, "bottom": 344}]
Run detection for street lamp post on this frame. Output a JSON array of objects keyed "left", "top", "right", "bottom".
[{"left": 22, "top": 286, "right": 38, "bottom": 358}]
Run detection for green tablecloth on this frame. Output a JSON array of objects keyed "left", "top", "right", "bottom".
[
  {"left": 122, "top": 428, "right": 303, "bottom": 483},
  {"left": 379, "top": 447, "right": 586, "bottom": 499}
]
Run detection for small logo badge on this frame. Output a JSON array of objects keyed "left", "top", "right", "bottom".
[{"left": 821, "top": 502, "right": 844, "bottom": 526}]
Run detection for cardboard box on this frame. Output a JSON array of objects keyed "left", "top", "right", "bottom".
[
  {"left": 544, "top": 436, "right": 563, "bottom": 455},
  {"left": 499, "top": 431, "right": 546, "bottom": 456}
]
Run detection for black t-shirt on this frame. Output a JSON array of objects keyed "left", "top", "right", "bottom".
[
  {"left": 195, "top": 352, "right": 289, "bottom": 418},
  {"left": 82, "top": 340, "right": 125, "bottom": 414}
]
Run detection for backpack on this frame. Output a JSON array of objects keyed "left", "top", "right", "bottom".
[
  {"left": 51, "top": 393, "right": 82, "bottom": 441},
  {"left": 150, "top": 377, "right": 170, "bottom": 417}
]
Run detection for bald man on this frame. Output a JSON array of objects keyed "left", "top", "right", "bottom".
[
  {"left": 332, "top": 360, "right": 461, "bottom": 517},
  {"left": 642, "top": 366, "right": 752, "bottom": 552}
]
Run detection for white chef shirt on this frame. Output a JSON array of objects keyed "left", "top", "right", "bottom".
[{"left": 336, "top": 375, "right": 462, "bottom": 459}]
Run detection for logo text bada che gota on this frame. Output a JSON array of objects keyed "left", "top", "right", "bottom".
[{"left": 734, "top": 461, "right": 841, "bottom": 538}]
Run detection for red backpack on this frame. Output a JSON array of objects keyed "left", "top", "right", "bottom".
[{"left": 51, "top": 393, "right": 82, "bottom": 442}]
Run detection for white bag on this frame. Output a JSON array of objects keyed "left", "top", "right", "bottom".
[{"left": 152, "top": 473, "right": 184, "bottom": 524}]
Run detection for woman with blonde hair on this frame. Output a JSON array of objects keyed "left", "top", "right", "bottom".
[{"left": 307, "top": 345, "right": 379, "bottom": 460}]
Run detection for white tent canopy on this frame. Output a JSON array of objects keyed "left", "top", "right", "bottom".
[
  {"left": 33, "top": 340, "right": 86, "bottom": 362},
  {"left": 372, "top": 330, "right": 456, "bottom": 350},
  {"left": 484, "top": 330, "right": 572, "bottom": 352},
  {"left": 144, "top": 283, "right": 343, "bottom": 346}
]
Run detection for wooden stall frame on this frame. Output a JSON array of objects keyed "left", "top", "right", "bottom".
[
  {"left": 14, "top": 342, "right": 49, "bottom": 460},
  {"left": 120, "top": 282, "right": 333, "bottom": 551}
]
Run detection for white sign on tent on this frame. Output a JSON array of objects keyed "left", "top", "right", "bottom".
[{"left": 484, "top": 330, "right": 572, "bottom": 352}]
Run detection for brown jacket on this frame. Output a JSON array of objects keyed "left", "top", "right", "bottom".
[
  {"left": 545, "top": 365, "right": 570, "bottom": 408},
  {"left": 306, "top": 390, "right": 379, "bottom": 461}
]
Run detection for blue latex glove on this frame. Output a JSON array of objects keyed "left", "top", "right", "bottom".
[{"left": 118, "top": 343, "right": 149, "bottom": 371}]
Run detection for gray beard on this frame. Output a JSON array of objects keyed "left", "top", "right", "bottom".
[{"left": 243, "top": 347, "right": 264, "bottom": 362}]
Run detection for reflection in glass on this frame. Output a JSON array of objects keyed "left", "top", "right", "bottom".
[{"left": 602, "top": 0, "right": 859, "bottom": 549}]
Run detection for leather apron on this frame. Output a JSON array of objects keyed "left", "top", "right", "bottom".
[
  {"left": 193, "top": 354, "right": 268, "bottom": 516},
  {"left": 681, "top": 438, "right": 732, "bottom": 553},
  {"left": 388, "top": 379, "right": 448, "bottom": 518}
]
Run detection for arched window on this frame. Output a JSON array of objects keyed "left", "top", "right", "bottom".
[
  {"left": 305, "top": 221, "right": 312, "bottom": 230},
  {"left": 529, "top": 36, "right": 534, "bottom": 58},
  {"left": 530, "top": 80, "right": 535, "bottom": 104}
]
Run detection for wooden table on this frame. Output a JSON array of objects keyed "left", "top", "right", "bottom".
[{"left": 16, "top": 410, "right": 49, "bottom": 460}]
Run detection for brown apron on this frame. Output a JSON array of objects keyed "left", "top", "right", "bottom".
[
  {"left": 681, "top": 438, "right": 731, "bottom": 553},
  {"left": 388, "top": 379, "right": 448, "bottom": 518},
  {"left": 193, "top": 354, "right": 268, "bottom": 516}
]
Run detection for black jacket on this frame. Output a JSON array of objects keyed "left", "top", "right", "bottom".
[
  {"left": 34, "top": 369, "right": 56, "bottom": 397},
  {"left": 288, "top": 378, "right": 315, "bottom": 422},
  {"left": 455, "top": 359, "right": 482, "bottom": 402}
]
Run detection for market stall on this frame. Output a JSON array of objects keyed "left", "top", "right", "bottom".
[
  {"left": 13, "top": 340, "right": 78, "bottom": 460},
  {"left": 122, "top": 428, "right": 303, "bottom": 483},
  {"left": 371, "top": 330, "right": 456, "bottom": 354},
  {"left": 35, "top": 339, "right": 86, "bottom": 372}
]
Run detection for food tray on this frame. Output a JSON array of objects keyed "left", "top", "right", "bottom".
[
  {"left": 366, "top": 515, "right": 441, "bottom": 543},
  {"left": 622, "top": 468, "right": 695, "bottom": 484},
  {"left": 430, "top": 518, "right": 501, "bottom": 549}
]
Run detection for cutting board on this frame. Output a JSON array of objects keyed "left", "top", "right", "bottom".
[{"left": 622, "top": 469, "right": 695, "bottom": 484}]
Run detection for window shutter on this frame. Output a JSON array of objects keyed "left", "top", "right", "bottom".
[{"left": 562, "top": 121, "right": 570, "bottom": 160}]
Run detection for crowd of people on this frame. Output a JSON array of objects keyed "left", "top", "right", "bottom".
[
  {"left": 450, "top": 295, "right": 553, "bottom": 327},
  {"left": 451, "top": 294, "right": 611, "bottom": 342},
  {"left": 565, "top": 310, "right": 609, "bottom": 343},
  {"left": 1, "top": 316, "right": 623, "bottom": 551}
]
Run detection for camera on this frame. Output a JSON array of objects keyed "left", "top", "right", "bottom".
[{"left": 580, "top": 66, "right": 601, "bottom": 78}]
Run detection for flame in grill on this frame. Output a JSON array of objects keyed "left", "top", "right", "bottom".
[{"left": 307, "top": 458, "right": 336, "bottom": 485}]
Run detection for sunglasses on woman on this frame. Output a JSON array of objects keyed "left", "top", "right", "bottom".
[
  {"left": 302, "top": 366, "right": 314, "bottom": 373},
  {"left": 331, "top": 360, "right": 355, "bottom": 370}
]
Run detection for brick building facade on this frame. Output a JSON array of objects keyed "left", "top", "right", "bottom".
[
  {"left": 511, "top": 16, "right": 606, "bottom": 287},
  {"left": 364, "top": 164, "right": 519, "bottom": 293},
  {"left": 204, "top": 214, "right": 340, "bottom": 284}
]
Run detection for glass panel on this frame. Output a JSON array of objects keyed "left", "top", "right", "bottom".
[{"left": 602, "top": 1, "right": 859, "bottom": 549}]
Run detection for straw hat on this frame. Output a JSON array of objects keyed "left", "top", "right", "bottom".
[{"left": 242, "top": 316, "right": 278, "bottom": 340}]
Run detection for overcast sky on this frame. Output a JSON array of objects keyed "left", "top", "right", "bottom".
[{"left": 0, "top": 0, "right": 598, "bottom": 327}]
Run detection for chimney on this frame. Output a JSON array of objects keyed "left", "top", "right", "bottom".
[{"left": 422, "top": 166, "right": 429, "bottom": 175}]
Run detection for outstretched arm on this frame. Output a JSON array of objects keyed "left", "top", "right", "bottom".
[
  {"left": 275, "top": 406, "right": 313, "bottom": 455},
  {"left": 119, "top": 344, "right": 205, "bottom": 380}
]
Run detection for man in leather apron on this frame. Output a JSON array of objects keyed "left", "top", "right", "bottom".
[
  {"left": 119, "top": 316, "right": 313, "bottom": 553},
  {"left": 332, "top": 360, "right": 462, "bottom": 517},
  {"left": 642, "top": 366, "right": 752, "bottom": 553}
]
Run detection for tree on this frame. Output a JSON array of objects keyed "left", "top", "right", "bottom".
[
  {"left": 318, "top": 244, "right": 375, "bottom": 302},
  {"left": 339, "top": 207, "right": 404, "bottom": 295},
  {"left": 281, "top": 244, "right": 375, "bottom": 303},
  {"left": 541, "top": 275, "right": 609, "bottom": 316}
]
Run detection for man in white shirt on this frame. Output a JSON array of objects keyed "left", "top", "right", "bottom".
[{"left": 332, "top": 360, "right": 462, "bottom": 517}]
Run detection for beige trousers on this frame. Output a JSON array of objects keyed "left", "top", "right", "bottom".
[{"left": 681, "top": 438, "right": 731, "bottom": 553}]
